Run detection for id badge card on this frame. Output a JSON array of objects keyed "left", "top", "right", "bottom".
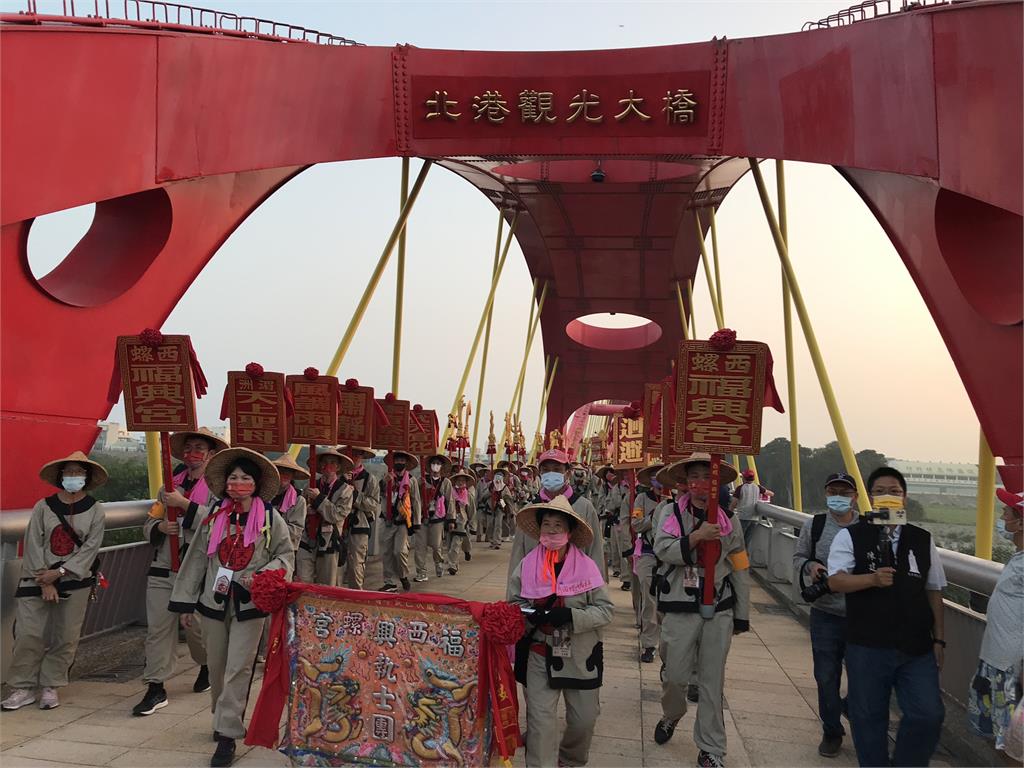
[
  {"left": 551, "top": 627, "right": 573, "bottom": 658},
  {"left": 682, "top": 567, "right": 699, "bottom": 589},
  {"left": 213, "top": 566, "right": 234, "bottom": 596}
]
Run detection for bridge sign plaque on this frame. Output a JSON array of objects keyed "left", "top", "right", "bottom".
[
  {"left": 117, "top": 334, "right": 199, "bottom": 433},
  {"left": 373, "top": 397, "right": 411, "bottom": 452},
  {"left": 286, "top": 373, "right": 339, "bottom": 446},
  {"left": 226, "top": 369, "right": 288, "bottom": 453}
]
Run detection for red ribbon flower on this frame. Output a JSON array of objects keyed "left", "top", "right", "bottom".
[
  {"left": 479, "top": 601, "right": 525, "bottom": 645},
  {"left": 251, "top": 569, "right": 288, "bottom": 614},
  {"left": 413, "top": 403, "right": 423, "bottom": 412},
  {"left": 344, "top": 378, "right": 359, "bottom": 389},
  {"left": 303, "top": 367, "right": 319, "bottom": 381},
  {"left": 709, "top": 328, "right": 738, "bottom": 351},
  {"left": 139, "top": 328, "right": 164, "bottom": 347},
  {"left": 245, "top": 362, "right": 265, "bottom": 378},
  {"left": 385, "top": 392, "right": 396, "bottom": 402}
]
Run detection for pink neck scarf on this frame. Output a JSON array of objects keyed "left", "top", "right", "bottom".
[
  {"left": 206, "top": 496, "right": 266, "bottom": 556},
  {"left": 173, "top": 469, "right": 211, "bottom": 506},
  {"left": 520, "top": 543, "right": 605, "bottom": 599},
  {"left": 453, "top": 487, "right": 469, "bottom": 506},
  {"left": 539, "top": 485, "right": 574, "bottom": 503},
  {"left": 278, "top": 483, "right": 298, "bottom": 513},
  {"left": 434, "top": 493, "right": 447, "bottom": 520},
  {"left": 662, "top": 493, "right": 733, "bottom": 537}
]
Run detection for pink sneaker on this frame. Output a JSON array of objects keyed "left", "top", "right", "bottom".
[
  {"left": 38, "top": 687, "right": 59, "bottom": 709},
  {"left": 1, "top": 689, "right": 36, "bottom": 710}
]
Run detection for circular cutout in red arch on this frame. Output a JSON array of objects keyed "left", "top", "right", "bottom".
[{"left": 565, "top": 313, "right": 662, "bottom": 351}]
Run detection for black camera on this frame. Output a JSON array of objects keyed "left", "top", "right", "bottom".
[
  {"left": 591, "top": 163, "right": 606, "bottom": 183},
  {"left": 799, "top": 559, "right": 832, "bottom": 603}
]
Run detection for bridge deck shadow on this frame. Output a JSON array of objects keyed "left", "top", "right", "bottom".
[{"left": 0, "top": 545, "right": 951, "bottom": 767}]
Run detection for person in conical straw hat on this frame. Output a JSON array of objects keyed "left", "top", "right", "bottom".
[
  {"left": 483, "top": 464, "right": 514, "bottom": 550},
  {"left": 378, "top": 451, "right": 422, "bottom": 593},
  {"left": 444, "top": 466, "right": 476, "bottom": 574},
  {"left": 168, "top": 447, "right": 294, "bottom": 768},
  {"left": 509, "top": 494, "right": 613, "bottom": 768},
  {"left": 415, "top": 452, "right": 453, "bottom": 582},
  {"left": 506, "top": 449, "right": 607, "bottom": 588},
  {"left": 135, "top": 427, "right": 229, "bottom": 713},
  {"left": 630, "top": 462, "right": 667, "bottom": 664},
  {"left": 269, "top": 453, "right": 310, "bottom": 550},
  {"left": 298, "top": 446, "right": 354, "bottom": 587},
  {"left": 650, "top": 452, "right": 749, "bottom": 768},
  {"left": 340, "top": 446, "right": 379, "bottom": 590},
  {"left": 2, "top": 452, "right": 107, "bottom": 713}
]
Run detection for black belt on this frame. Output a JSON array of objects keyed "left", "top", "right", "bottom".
[
  {"left": 428, "top": 518, "right": 446, "bottom": 525},
  {"left": 148, "top": 567, "right": 171, "bottom": 578}
]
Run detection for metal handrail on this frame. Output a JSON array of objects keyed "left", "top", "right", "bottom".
[
  {"left": 755, "top": 502, "right": 1004, "bottom": 596},
  {"left": 4, "top": 0, "right": 364, "bottom": 46},
  {"left": 0, "top": 499, "right": 153, "bottom": 544},
  {"left": 801, "top": 0, "right": 956, "bottom": 30}
]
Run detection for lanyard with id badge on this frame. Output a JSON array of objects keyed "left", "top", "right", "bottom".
[{"left": 212, "top": 518, "right": 248, "bottom": 598}]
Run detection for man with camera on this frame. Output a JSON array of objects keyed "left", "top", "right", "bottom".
[
  {"left": 792, "top": 472, "right": 859, "bottom": 757},
  {"left": 827, "top": 466, "right": 946, "bottom": 768}
]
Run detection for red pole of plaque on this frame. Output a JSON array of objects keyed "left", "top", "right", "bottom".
[
  {"left": 699, "top": 454, "right": 724, "bottom": 618},
  {"left": 159, "top": 432, "right": 181, "bottom": 571}
]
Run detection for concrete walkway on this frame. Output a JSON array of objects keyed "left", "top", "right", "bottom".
[{"left": 1, "top": 545, "right": 862, "bottom": 767}]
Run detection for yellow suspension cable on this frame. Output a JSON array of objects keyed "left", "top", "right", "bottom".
[
  {"left": 674, "top": 281, "right": 690, "bottom": 341},
  {"left": 710, "top": 206, "right": 723, "bottom": 320},
  {"left": 504, "top": 278, "right": 538, "bottom": 434},
  {"left": 695, "top": 210, "right": 724, "bottom": 330},
  {"left": 145, "top": 431, "right": 161, "bottom": 498},
  {"left": 529, "top": 356, "right": 559, "bottom": 464},
  {"left": 975, "top": 430, "right": 996, "bottom": 559},
  {"left": 747, "top": 157, "right": 870, "bottom": 512},
  {"left": 511, "top": 280, "right": 549, "bottom": 426},
  {"left": 441, "top": 211, "right": 520, "bottom": 447},
  {"left": 392, "top": 157, "right": 410, "bottom": 396},
  {"left": 470, "top": 208, "right": 504, "bottom": 459},
  {"left": 686, "top": 279, "right": 697, "bottom": 339},
  {"left": 777, "top": 160, "right": 803, "bottom": 510}
]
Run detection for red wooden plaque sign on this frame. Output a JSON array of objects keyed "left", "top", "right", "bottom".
[
  {"left": 612, "top": 415, "right": 645, "bottom": 470},
  {"left": 662, "top": 377, "right": 686, "bottom": 462},
  {"left": 673, "top": 340, "right": 768, "bottom": 455},
  {"left": 117, "top": 335, "right": 198, "bottom": 433},
  {"left": 588, "top": 435, "right": 607, "bottom": 466},
  {"left": 373, "top": 398, "right": 411, "bottom": 452},
  {"left": 337, "top": 384, "right": 374, "bottom": 446},
  {"left": 642, "top": 382, "right": 662, "bottom": 454},
  {"left": 227, "top": 371, "right": 288, "bottom": 452},
  {"left": 408, "top": 408, "right": 438, "bottom": 458},
  {"left": 286, "top": 375, "right": 339, "bottom": 446}
]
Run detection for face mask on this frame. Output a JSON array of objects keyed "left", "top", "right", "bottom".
[
  {"left": 493, "top": 477, "right": 505, "bottom": 489},
  {"left": 996, "top": 517, "right": 1018, "bottom": 541},
  {"left": 225, "top": 479, "right": 256, "bottom": 500},
  {"left": 430, "top": 463, "right": 442, "bottom": 474},
  {"left": 183, "top": 450, "right": 207, "bottom": 468},
  {"left": 393, "top": 463, "right": 406, "bottom": 473},
  {"left": 826, "top": 495, "right": 853, "bottom": 514},
  {"left": 61, "top": 476, "right": 86, "bottom": 493},
  {"left": 540, "top": 531, "right": 570, "bottom": 550},
  {"left": 541, "top": 472, "right": 565, "bottom": 491}
]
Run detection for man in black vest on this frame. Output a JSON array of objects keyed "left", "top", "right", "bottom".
[{"left": 827, "top": 467, "right": 946, "bottom": 767}]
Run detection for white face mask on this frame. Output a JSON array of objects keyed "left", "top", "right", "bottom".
[
  {"left": 61, "top": 475, "right": 86, "bottom": 493},
  {"left": 494, "top": 476, "right": 505, "bottom": 490}
]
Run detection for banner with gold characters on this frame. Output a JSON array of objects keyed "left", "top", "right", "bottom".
[
  {"left": 374, "top": 396, "right": 411, "bottom": 452},
  {"left": 287, "top": 370, "right": 339, "bottom": 446},
  {"left": 408, "top": 407, "right": 438, "bottom": 459},
  {"left": 612, "top": 414, "right": 645, "bottom": 469},
  {"left": 245, "top": 578, "right": 525, "bottom": 767},
  {"left": 224, "top": 365, "right": 288, "bottom": 452},
  {"left": 117, "top": 333, "right": 200, "bottom": 432},
  {"left": 338, "top": 381, "right": 375, "bottom": 446},
  {"left": 642, "top": 382, "right": 663, "bottom": 455}
]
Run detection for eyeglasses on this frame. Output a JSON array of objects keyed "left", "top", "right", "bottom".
[{"left": 871, "top": 487, "right": 904, "bottom": 496}]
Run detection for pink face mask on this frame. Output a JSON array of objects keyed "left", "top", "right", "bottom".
[{"left": 539, "top": 531, "right": 570, "bottom": 550}]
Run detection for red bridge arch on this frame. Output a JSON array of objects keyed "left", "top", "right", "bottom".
[{"left": 1, "top": 0, "right": 1020, "bottom": 506}]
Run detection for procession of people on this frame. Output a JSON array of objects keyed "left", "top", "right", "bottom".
[{"left": 2, "top": 435, "right": 1020, "bottom": 768}]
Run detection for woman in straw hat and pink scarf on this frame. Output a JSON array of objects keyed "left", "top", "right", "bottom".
[
  {"left": 169, "top": 447, "right": 294, "bottom": 767},
  {"left": 509, "top": 494, "right": 613, "bottom": 767}
]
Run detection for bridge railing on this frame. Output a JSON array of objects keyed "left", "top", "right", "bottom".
[
  {"left": 3, "top": 0, "right": 364, "bottom": 45},
  {"left": 801, "top": 0, "right": 955, "bottom": 30},
  {"left": 748, "top": 501, "right": 1002, "bottom": 711}
]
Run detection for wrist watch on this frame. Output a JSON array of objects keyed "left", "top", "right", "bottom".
[{"left": 57, "top": 566, "right": 66, "bottom": 577}]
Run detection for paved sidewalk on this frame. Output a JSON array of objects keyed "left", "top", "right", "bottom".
[{"left": 1, "top": 545, "right": 861, "bottom": 767}]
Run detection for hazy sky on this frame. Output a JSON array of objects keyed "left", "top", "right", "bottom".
[{"left": 24, "top": 1, "right": 981, "bottom": 464}]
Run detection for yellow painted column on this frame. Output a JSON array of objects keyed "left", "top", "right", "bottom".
[
  {"left": 146, "top": 431, "right": 162, "bottom": 498},
  {"left": 695, "top": 211, "right": 724, "bottom": 330},
  {"left": 748, "top": 157, "right": 870, "bottom": 511},
  {"left": 470, "top": 209, "right": 504, "bottom": 458},
  {"left": 710, "top": 206, "right": 724, "bottom": 320},
  {"left": 442, "top": 213, "right": 519, "bottom": 447},
  {"left": 975, "top": 429, "right": 996, "bottom": 560},
  {"left": 673, "top": 281, "right": 690, "bottom": 340},
  {"left": 392, "top": 157, "right": 410, "bottom": 395},
  {"left": 777, "top": 160, "right": 803, "bottom": 511}
]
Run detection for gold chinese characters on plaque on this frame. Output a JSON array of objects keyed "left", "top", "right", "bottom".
[
  {"left": 408, "top": 408, "right": 438, "bottom": 458},
  {"left": 373, "top": 398, "right": 411, "bottom": 452},
  {"left": 227, "top": 371, "right": 288, "bottom": 453},
  {"left": 612, "top": 414, "right": 645, "bottom": 469},
  {"left": 673, "top": 340, "right": 768, "bottom": 455},
  {"left": 337, "top": 384, "right": 374, "bottom": 446},
  {"left": 117, "top": 335, "right": 198, "bottom": 433},
  {"left": 286, "top": 374, "right": 339, "bottom": 446}
]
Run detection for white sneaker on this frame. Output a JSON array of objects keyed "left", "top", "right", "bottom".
[
  {"left": 38, "top": 688, "right": 59, "bottom": 710},
  {"left": 413, "top": 574, "right": 429, "bottom": 583},
  {"left": 1, "top": 689, "right": 36, "bottom": 710}
]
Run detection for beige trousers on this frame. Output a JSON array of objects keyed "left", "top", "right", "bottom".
[
  {"left": 295, "top": 548, "right": 338, "bottom": 586},
  {"left": 201, "top": 607, "right": 264, "bottom": 740},
  {"left": 143, "top": 575, "right": 207, "bottom": 684},
  {"left": 610, "top": 523, "right": 631, "bottom": 583},
  {"left": 660, "top": 610, "right": 733, "bottom": 757},
  {"left": 487, "top": 511, "right": 503, "bottom": 546},
  {"left": 445, "top": 531, "right": 470, "bottom": 572},
  {"left": 379, "top": 521, "right": 410, "bottom": 584},
  {"left": 524, "top": 652, "right": 600, "bottom": 767},
  {"left": 634, "top": 556, "right": 661, "bottom": 650},
  {"left": 8, "top": 589, "right": 91, "bottom": 689},
  {"left": 343, "top": 533, "right": 369, "bottom": 589}
]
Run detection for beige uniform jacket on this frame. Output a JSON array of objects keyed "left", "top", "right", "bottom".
[
  {"left": 420, "top": 476, "right": 454, "bottom": 524},
  {"left": 382, "top": 471, "right": 422, "bottom": 528},
  {"left": 16, "top": 495, "right": 105, "bottom": 597},
  {"left": 169, "top": 503, "right": 294, "bottom": 621},
  {"left": 347, "top": 468, "right": 381, "bottom": 534},
  {"left": 300, "top": 478, "right": 352, "bottom": 554}
]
